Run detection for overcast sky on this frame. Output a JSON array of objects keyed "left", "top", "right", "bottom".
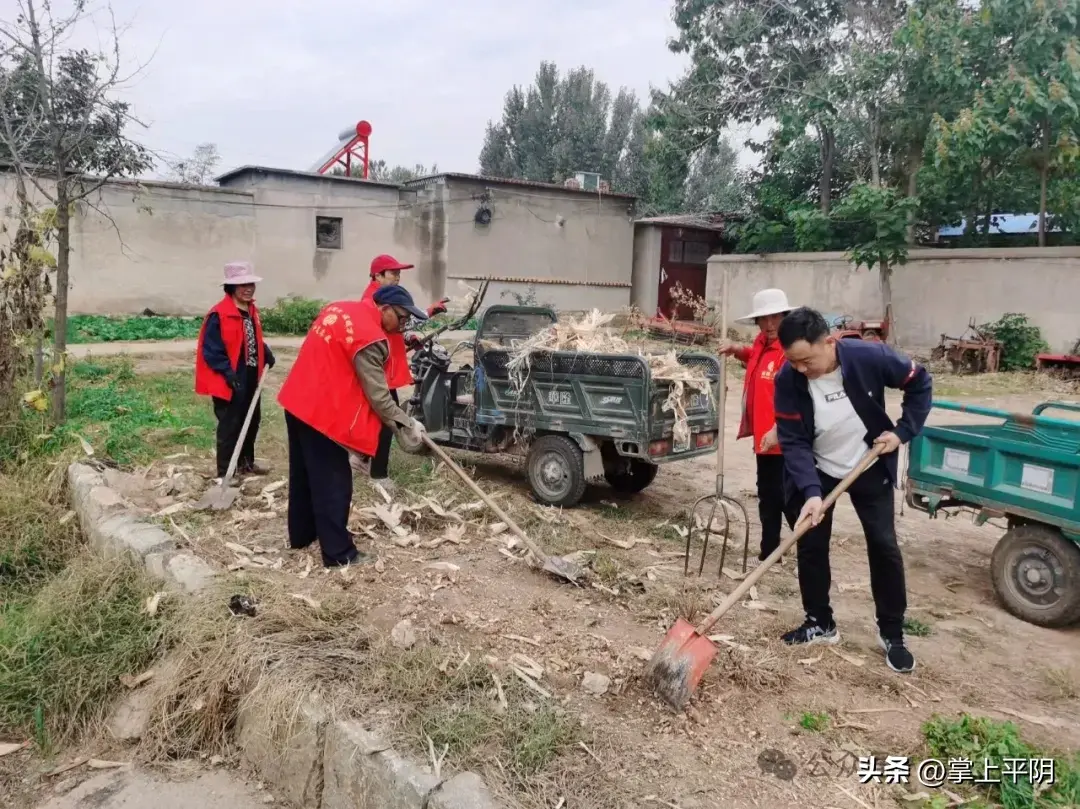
[{"left": 73, "top": 0, "right": 712, "bottom": 181}]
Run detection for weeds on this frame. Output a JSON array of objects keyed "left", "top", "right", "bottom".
[
  {"left": 54, "top": 297, "right": 327, "bottom": 345},
  {"left": 921, "top": 714, "right": 1080, "bottom": 808},
  {"left": 0, "top": 555, "right": 166, "bottom": 749},
  {"left": 2, "top": 358, "right": 215, "bottom": 466},
  {"left": 904, "top": 617, "right": 933, "bottom": 637},
  {"left": 0, "top": 466, "right": 79, "bottom": 599},
  {"left": 142, "top": 580, "right": 584, "bottom": 791},
  {"left": 58, "top": 314, "right": 203, "bottom": 344},
  {"left": 798, "top": 711, "right": 830, "bottom": 732}
]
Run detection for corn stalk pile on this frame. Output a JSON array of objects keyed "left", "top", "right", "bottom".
[{"left": 505, "top": 310, "right": 714, "bottom": 446}]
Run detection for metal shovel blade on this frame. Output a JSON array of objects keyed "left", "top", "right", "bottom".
[
  {"left": 194, "top": 483, "right": 240, "bottom": 511},
  {"left": 541, "top": 554, "right": 583, "bottom": 584},
  {"left": 644, "top": 617, "right": 719, "bottom": 711}
]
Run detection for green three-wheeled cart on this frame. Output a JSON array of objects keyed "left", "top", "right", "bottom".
[{"left": 906, "top": 400, "right": 1080, "bottom": 627}]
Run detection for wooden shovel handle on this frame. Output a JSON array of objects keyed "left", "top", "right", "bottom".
[
  {"left": 693, "top": 445, "right": 885, "bottom": 637},
  {"left": 420, "top": 433, "right": 550, "bottom": 564},
  {"left": 221, "top": 366, "right": 270, "bottom": 487}
]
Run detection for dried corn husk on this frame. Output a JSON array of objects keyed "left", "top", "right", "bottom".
[{"left": 504, "top": 309, "right": 712, "bottom": 446}]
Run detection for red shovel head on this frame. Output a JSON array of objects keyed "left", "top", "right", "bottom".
[{"left": 643, "top": 617, "right": 719, "bottom": 711}]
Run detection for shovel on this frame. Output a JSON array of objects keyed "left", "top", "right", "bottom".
[
  {"left": 194, "top": 368, "right": 270, "bottom": 511},
  {"left": 645, "top": 445, "right": 885, "bottom": 711},
  {"left": 420, "top": 433, "right": 584, "bottom": 584}
]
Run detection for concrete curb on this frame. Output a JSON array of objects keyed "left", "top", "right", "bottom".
[{"left": 67, "top": 461, "right": 502, "bottom": 809}]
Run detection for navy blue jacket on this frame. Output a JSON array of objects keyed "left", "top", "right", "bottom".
[
  {"left": 201, "top": 311, "right": 276, "bottom": 384},
  {"left": 774, "top": 339, "right": 933, "bottom": 502}
]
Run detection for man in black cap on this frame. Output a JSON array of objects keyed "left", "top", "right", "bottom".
[{"left": 276, "top": 284, "right": 430, "bottom": 567}]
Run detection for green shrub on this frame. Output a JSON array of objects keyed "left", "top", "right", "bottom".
[
  {"left": 259, "top": 296, "right": 326, "bottom": 335},
  {"left": 980, "top": 313, "right": 1050, "bottom": 371}
]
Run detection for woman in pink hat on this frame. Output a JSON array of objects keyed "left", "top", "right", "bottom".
[{"left": 194, "top": 261, "right": 276, "bottom": 479}]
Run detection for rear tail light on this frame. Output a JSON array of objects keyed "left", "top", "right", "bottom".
[
  {"left": 695, "top": 431, "right": 716, "bottom": 448},
  {"left": 649, "top": 439, "right": 671, "bottom": 457}
]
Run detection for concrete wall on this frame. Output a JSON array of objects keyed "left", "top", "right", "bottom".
[
  {"left": 0, "top": 170, "right": 437, "bottom": 316},
  {"left": 707, "top": 248, "right": 1080, "bottom": 352},
  {"left": 631, "top": 225, "right": 663, "bottom": 316},
  {"left": 218, "top": 170, "right": 436, "bottom": 312},
  {"left": 434, "top": 176, "right": 634, "bottom": 314}
]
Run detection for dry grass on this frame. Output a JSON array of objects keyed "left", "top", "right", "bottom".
[
  {"left": 138, "top": 576, "right": 598, "bottom": 806},
  {"left": 0, "top": 554, "right": 166, "bottom": 750},
  {"left": 1043, "top": 667, "right": 1079, "bottom": 702}
]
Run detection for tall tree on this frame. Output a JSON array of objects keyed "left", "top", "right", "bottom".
[
  {"left": 361, "top": 160, "right": 437, "bottom": 184},
  {"left": 0, "top": 0, "right": 153, "bottom": 422},
  {"left": 666, "top": 0, "right": 848, "bottom": 212},
  {"left": 478, "top": 61, "right": 651, "bottom": 194},
  {"left": 167, "top": 142, "right": 220, "bottom": 185}
]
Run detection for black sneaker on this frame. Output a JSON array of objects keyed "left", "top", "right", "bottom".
[
  {"left": 781, "top": 619, "right": 840, "bottom": 646},
  {"left": 878, "top": 635, "right": 915, "bottom": 673}
]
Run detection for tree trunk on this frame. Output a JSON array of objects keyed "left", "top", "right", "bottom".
[
  {"left": 52, "top": 192, "right": 70, "bottom": 424},
  {"left": 879, "top": 261, "right": 896, "bottom": 346},
  {"left": 964, "top": 170, "right": 981, "bottom": 242},
  {"left": 818, "top": 125, "right": 835, "bottom": 214},
  {"left": 869, "top": 110, "right": 881, "bottom": 187},
  {"left": 905, "top": 146, "right": 920, "bottom": 245},
  {"left": 1038, "top": 123, "right": 1051, "bottom": 248}
]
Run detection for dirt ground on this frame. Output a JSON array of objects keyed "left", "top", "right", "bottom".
[{"left": 102, "top": 349, "right": 1080, "bottom": 809}]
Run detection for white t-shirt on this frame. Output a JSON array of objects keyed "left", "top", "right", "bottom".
[{"left": 808, "top": 366, "right": 868, "bottom": 479}]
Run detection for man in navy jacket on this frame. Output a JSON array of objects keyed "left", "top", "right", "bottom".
[{"left": 773, "top": 307, "right": 932, "bottom": 673}]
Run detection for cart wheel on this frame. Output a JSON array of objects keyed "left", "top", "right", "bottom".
[
  {"left": 990, "top": 524, "right": 1080, "bottom": 628},
  {"left": 604, "top": 458, "right": 659, "bottom": 494},
  {"left": 526, "top": 435, "right": 587, "bottom": 508}
]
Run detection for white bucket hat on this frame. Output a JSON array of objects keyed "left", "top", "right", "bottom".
[
  {"left": 222, "top": 260, "right": 262, "bottom": 285},
  {"left": 735, "top": 288, "right": 794, "bottom": 325}
]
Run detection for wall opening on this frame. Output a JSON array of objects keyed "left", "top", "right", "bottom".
[{"left": 316, "top": 216, "right": 343, "bottom": 249}]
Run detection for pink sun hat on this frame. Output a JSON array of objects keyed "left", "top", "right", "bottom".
[{"left": 222, "top": 260, "right": 262, "bottom": 285}]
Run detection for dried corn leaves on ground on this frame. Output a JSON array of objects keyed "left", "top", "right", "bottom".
[{"left": 504, "top": 310, "right": 715, "bottom": 446}]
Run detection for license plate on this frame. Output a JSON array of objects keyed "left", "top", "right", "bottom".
[{"left": 689, "top": 393, "right": 708, "bottom": 410}]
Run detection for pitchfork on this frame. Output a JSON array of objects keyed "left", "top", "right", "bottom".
[{"left": 683, "top": 265, "right": 750, "bottom": 578}]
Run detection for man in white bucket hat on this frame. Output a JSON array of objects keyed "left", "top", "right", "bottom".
[{"left": 717, "top": 288, "right": 798, "bottom": 561}]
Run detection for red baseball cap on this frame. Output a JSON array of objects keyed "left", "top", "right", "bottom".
[{"left": 369, "top": 254, "right": 414, "bottom": 276}]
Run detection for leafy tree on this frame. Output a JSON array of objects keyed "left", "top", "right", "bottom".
[
  {"left": 0, "top": 0, "right": 153, "bottom": 422},
  {"left": 167, "top": 142, "right": 220, "bottom": 185},
  {"left": 362, "top": 160, "right": 437, "bottom": 184},
  {"left": 682, "top": 138, "right": 744, "bottom": 213},
  {"left": 666, "top": 0, "right": 848, "bottom": 212},
  {"left": 831, "top": 182, "right": 918, "bottom": 340},
  {"left": 477, "top": 61, "right": 661, "bottom": 198}
]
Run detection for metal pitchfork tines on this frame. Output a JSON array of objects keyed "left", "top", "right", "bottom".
[
  {"left": 682, "top": 262, "right": 750, "bottom": 578},
  {"left": 684, "top": 477, "right": 750, "bottom": 577}
]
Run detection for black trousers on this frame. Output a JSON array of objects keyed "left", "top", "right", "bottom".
[
  {"left": 756, "top": 453, "right": 798, "bottom": 560},
  {"left": 787, "top": 462, "right": 907, "bottom": 638},
  {"left": 285, "top": 412, "right": 358, "bottom": 567},
  {"left": 370, "top": 389, "right": 399, "bottom": 479},
  {"left": 212, "top": 365, "right": 260, "bottom": 478}
]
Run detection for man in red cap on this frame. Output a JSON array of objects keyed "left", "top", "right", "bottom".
[
  {"left": 277, "top": 284, "right": 430, "bottom": 567},
  {"left": 354, "top": 254, "right": 449, "bottom": 491}
]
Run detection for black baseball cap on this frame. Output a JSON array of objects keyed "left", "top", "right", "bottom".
[{"left": 373, "top": 284, "right": 428, "bottom": 321}]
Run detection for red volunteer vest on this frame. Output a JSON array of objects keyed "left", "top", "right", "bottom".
[
  {"left": 276, "top": 299, "right": 390, "bottom": 456},
  {"left": 734, "top": 332, "right": 787, "bottom": 455},
  {"left": 194, "top": 296, "right": 266, "bottom": 402},
  {"left": 362, "top": 279, "right": 414, "bottom": 389}
]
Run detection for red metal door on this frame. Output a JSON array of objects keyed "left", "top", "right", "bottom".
[{"left": 657, "top": 230, "right": 710, "bottom": 320}]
